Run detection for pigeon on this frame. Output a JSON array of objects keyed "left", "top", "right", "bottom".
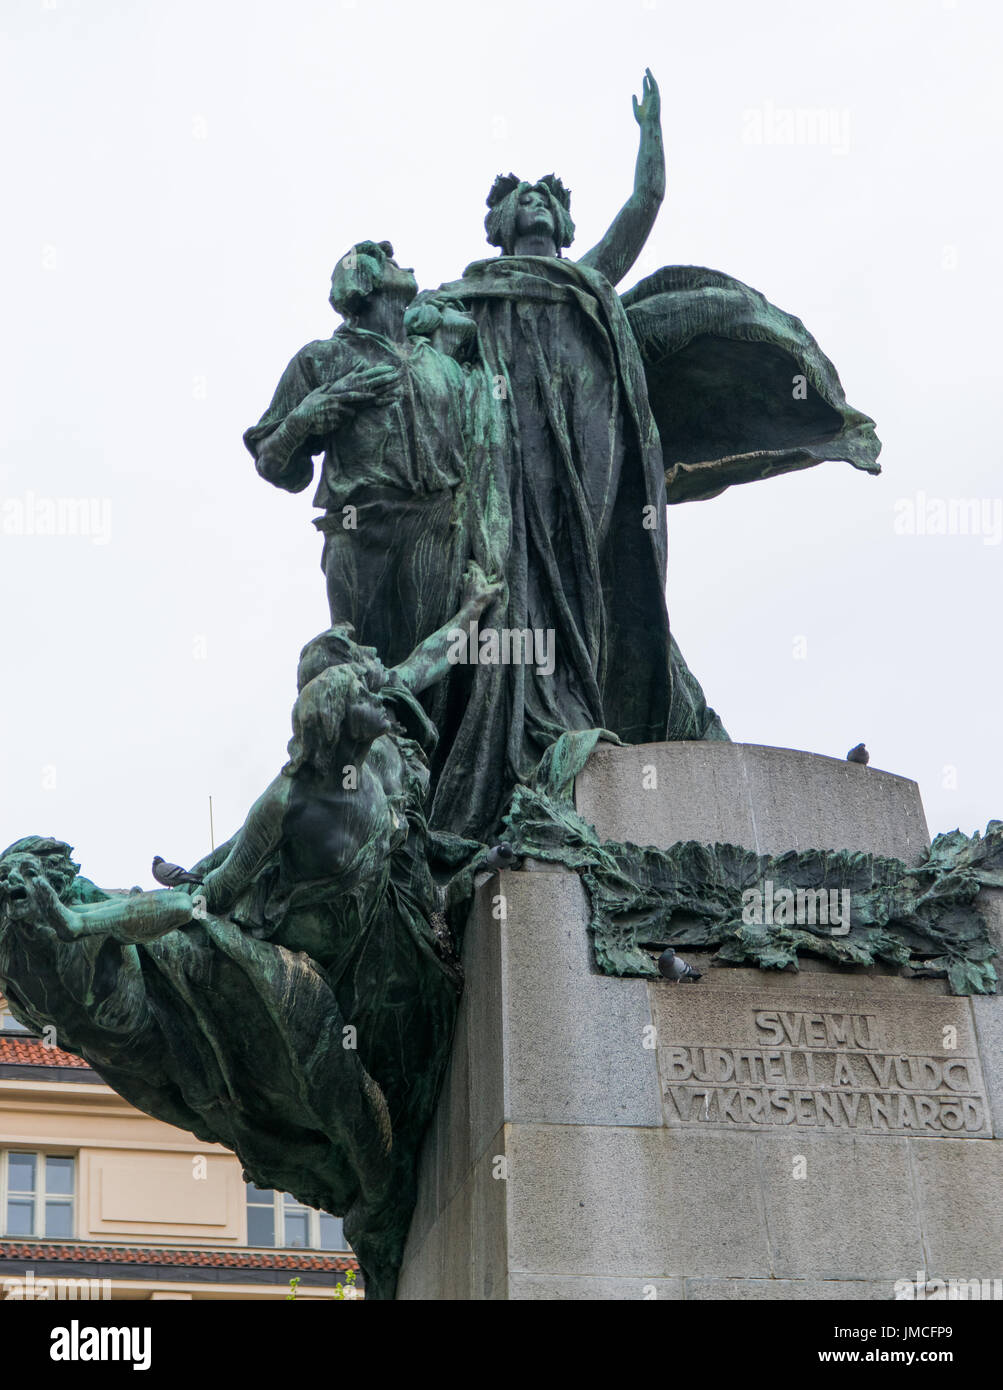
[
  {"left": 482, "top": 843, "right": 518, "bottom": 874},
  {"left": 846, "top": 743, "right": 870, "bottom": 766},
  {"left": 152, "top": 856, "right": 203, "bottom": 888},
  {"left": 657, "top": 947, "right": 702, "bottom": 983}
]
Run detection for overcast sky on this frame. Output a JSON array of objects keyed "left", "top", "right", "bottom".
[{"left": 1, "top": 0, "right": 1000, "bottom": 889}]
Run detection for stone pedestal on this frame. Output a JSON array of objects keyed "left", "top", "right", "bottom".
[
  {"left": 396, "top": 743, "right": 1003, "bottom": 1300},
  {"left": 576, "top": 741, "right": 932, "bottom": 864}
]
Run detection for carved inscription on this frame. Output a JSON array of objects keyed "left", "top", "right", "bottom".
[{"left": 659, "top": 1005, "right": 990, "bottom": 1136}]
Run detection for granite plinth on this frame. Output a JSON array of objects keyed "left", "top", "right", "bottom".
[
  {"left": 397, "top": 745, "right": 1000, "bottom": 1300},
  {"left": 575, "top": 742, "right": 931, "bottom": 864}
]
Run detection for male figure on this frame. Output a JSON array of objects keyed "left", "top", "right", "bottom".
[{"left": 245, "top": 241, "right": 478, "bottom": 672}]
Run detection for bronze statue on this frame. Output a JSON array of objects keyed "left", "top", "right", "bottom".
[{"left": 5, "top": 73, "right": 933, "bottom": 1304}]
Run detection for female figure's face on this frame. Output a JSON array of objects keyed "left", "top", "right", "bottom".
[
  {"left": 515, "top": 186, "right": 555, "bottom": 238},
  {"left": 345, "top": 694, "right": 393, "bottom": 744},
  {"left": 295, "top": 668, "right": 392, "bottom": 772}
]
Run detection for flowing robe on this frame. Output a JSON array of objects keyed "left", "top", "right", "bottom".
[
  {"left": 423, "top": 254, "right": 881, "bottom": 840},
  {"left": 428, "top": 256, "right": 687, "bottom": 840}
]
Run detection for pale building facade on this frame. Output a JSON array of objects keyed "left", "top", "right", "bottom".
[{"left": 0, "top": 999, "right": 360, "bottom": 1300}]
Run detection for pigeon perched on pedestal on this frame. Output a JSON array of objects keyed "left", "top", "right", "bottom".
[
  {"left": 482, "top": 843, "right": 518, "bottom": 874},
  {"left": 657, "top": 947, "right": 701, "bottom": 983},
  {"left": 152, "top": 856, "right": 203, "bottom": 888},
  {"left": 846, "top": 743, "right": 870, "bottom": 766}
]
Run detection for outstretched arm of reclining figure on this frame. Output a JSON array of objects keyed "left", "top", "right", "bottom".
[
  {"left": 18, "top": 866, "right": 196, "bottom": 945},
  {"left": 392, "top": 563, "right": 505, "bottom": 696}
]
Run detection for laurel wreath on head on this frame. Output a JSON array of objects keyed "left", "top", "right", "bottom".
[{"left": 486, "top": 172, "right": 572, "bottom": 210}]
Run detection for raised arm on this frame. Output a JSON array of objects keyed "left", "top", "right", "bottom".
[{"left": 579, "top": 69, "right": 664, "bottom": 287}]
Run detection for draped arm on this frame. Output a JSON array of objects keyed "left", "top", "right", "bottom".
[
  {"left": 243, "top": 346, "right": 327, "bottom": 494},
  {"left": 622, "top": 265, "right": 882, "bottom": 503}
]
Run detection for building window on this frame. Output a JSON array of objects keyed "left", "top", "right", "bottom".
[
  {"left": 1, "top": 1152, "right": 75, "bottom": 1238},
  {"left": 245, "top": 1184, "right": 347, "bottom": 1251},
  {"left": 0, "top": 1005, "right": 33, "bottom": 1034}
]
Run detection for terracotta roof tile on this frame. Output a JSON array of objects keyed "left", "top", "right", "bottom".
[
  {"left": 0, "top": 1037, "right": 92, "bottom": 1068},
  {"left": 0, "top": 1239, "right": 358, "bottom": 1275}
]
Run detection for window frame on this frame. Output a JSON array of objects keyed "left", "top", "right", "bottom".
[
  {"left": 244, "top": 1185, "right": 346, "bottom": 1251},
  {"left": 0, "top": 1149, "right": 76, "bottom": 1240},
  {"left": 0, "top": 1005, "right": 34, "bottom": 1035}
]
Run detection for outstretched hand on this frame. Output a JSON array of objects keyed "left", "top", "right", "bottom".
[
  {"left": 461, "top": 561, "right": 506, "bottom": 612},
  {"left": 632, "top": 68, "right": 660, "bottom": 128},
  {"left": 20, "top": 864, "right": 77, "bottom": 940}
]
